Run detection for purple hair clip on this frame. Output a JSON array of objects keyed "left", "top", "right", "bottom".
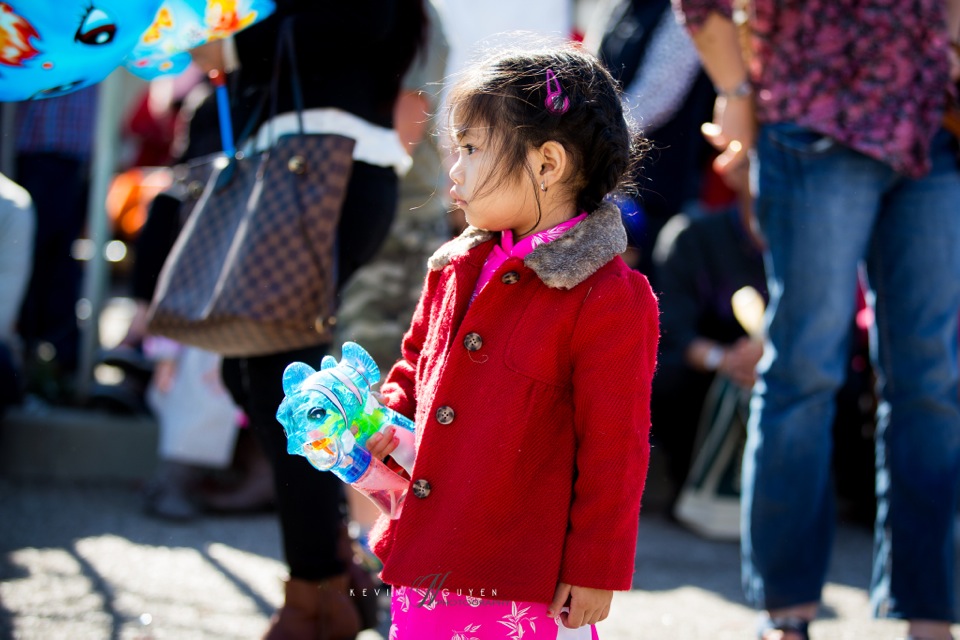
[{"left": 544, "top": 68, "right": 569, "bottom": 115}]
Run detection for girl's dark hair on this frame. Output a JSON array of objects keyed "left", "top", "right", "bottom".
[{"left": 447, "top": 45, "right": 647, "bottom": 213}]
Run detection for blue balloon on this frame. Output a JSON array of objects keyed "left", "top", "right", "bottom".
[
  {"left": 124, "top": 0, "right": 277, "bottom": 80},
  {"left": 0, "top": 1, "right": 165, "bottom": 101},
  {"left": 0, "top": 0, "right": 275, "bottom": 102}
]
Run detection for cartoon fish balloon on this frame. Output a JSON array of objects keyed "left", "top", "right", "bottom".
[
  {"left": 125, "top": 0, "right": 275, "bottom": 80},
  {"left": 0, "top": 0, "right": 274, "bottom": 102}
]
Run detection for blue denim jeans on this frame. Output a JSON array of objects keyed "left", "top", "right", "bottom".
[{"left": 742, "top": 124, "right": 960, "bottom": 621}]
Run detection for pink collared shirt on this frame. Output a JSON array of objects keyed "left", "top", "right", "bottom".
[{"left": 471, "top": 213, "right": 589, "bottom": 302}]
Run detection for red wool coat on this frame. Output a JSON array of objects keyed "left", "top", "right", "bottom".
[{"left": 370, "top": 203, "right": 660, "bottom": 604}]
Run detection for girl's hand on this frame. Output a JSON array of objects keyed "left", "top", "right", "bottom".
[
  {"left": 547, "top": 582, "right": 612, "bottom": 628},
  {"left": 366, "top": 426, "right": 399, "bottom": 460}
]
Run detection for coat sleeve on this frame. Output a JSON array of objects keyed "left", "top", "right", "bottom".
[
  {"left": 560, "top": 270, "right": 660, "bottom": 591},
  {"left": 378, "top": 268, "right": 438, "bottom": 420}
]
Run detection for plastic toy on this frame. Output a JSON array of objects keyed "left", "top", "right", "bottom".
[
  {"left": 0, "top": 0, "right": 273, "bottom": 102},
  {"left": 126, "top": 0, "right": 275, "bottom": 80},
  {"left": 276, "top": 342, "right": 416, "bottom": 519}
]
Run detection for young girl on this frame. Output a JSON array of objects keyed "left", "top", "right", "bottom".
[{"left": 366, "top": 46, "right": 659, "bottom": 639}]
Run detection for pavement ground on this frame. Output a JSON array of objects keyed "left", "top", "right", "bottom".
[
  {"left": 3, "top": 473, "right": 958, "bottom": 640},
  {"left": 1, "top": 297, "right": 958, "bottom": 639}
]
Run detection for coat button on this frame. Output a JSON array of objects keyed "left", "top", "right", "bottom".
[
  {"left": 412, "top": 479, "right": 431, "bottom": 499},
  {"left": 463, "top": 332, "right": 483, "bottom": 351},
  {"left": 501, "top": 271, "right": 520, "bottom": 284},
  {"left": 436, "top": 406, "right": 455, "bottom": 425}
]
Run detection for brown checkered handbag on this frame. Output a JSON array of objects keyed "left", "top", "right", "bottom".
[
  {"left": 146, "top": 134, "right": 355, "bottom": 357},
  {"left": 146, "top": 19, "right": 356, "bottom": 357}
]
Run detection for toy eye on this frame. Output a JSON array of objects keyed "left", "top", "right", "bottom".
[
  {"left": 307, "top": 407, "right": 326, "bottom": 421},
  {"left": 75, "top": 8, "right": 117, "bottom": 46}
]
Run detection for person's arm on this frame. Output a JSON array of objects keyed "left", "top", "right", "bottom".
[
  {"left": 378, "top": 266, "right": 440, "bottom": 421},
  {"left": 948, "top": 0, "right": 960, "bottom": 81},
  {"left": 653, "top": 215, "right": 708, "bottom": 385},
  {"left": 673, "top": 3, "right": 754, "bottom": 183},
  {"left": 948, "top": 0, "right": 960, "bottom": 42},
  {"left": 556, "top": 273, "right": 659, "bottom": 624}
]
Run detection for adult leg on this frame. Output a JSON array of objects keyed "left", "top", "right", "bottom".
[
  {"left": 0, "top": 342, "right": 23, "bottom": 417},
  {"left": 743, "top": 123, "right": 887, "bottom": 622},
  {"left": 222, "top": 347, "right": 361, "bottom": 640},
  {"left": 15, "top": 153, "right": 87, "bottom": 378},
  {"left": 223, "top": 347, "right": 347, "bottom": 579},
  {"left": 867, "top": 129, "right": 960, "bottom": 633}
]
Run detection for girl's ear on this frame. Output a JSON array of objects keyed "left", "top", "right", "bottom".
[{"left": 536, "top": 140, "right": 570, "bottom": 190}]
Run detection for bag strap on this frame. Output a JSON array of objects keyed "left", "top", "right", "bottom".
[
  {"left": 597, "top": 0, "right": 670, "bottom": 89},
  {"left": 267, "top": 17, "right": 306, "bottom": 136}
]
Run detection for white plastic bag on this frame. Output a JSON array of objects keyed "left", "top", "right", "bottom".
[{"left": 146, "top": 345, "right": 240, "bottom": 467}]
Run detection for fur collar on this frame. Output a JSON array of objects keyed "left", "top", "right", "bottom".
[{"left": 428, "top": 201, "right": 627, "bottom": 290}]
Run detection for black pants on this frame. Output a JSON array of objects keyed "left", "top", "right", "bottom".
[
  {"left": 222, "top": 161, "right": 397, "bottom": 580},
  {"left": 222, "top": 345, "right": 346, "bottom": 579},
  {"left": 0, "top": 341, "right": 23, "bottom": 417},
  {"left": 16, "top": 153, "right": 88, "bottom": 373}
]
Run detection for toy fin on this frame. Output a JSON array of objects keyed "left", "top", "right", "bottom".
[
  {"left": 282, "top": 362, "right": 315, "bottom": 396},
  {"left": 341, "top": 342, "right": 380, "bottom": 385}
]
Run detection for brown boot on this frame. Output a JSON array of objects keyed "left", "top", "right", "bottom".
[{"left": 262, "top": 575, "right": 361, "bottom": 640}]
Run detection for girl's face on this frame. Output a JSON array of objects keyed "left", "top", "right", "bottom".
[{"left": 448, "top": 126, "right": 542, "bottom": 239}]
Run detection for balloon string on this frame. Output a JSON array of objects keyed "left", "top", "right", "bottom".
[{"left": 209, "top": 69, "right": 235, "bottom": 157}]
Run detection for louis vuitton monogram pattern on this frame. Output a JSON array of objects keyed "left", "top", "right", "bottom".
[{"left": 147, "top": 134, "right": 355, "bottom": 357}]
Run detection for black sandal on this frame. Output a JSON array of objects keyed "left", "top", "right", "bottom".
[{"left": 757, "top": 615, "right": 811, "bottom": 640}]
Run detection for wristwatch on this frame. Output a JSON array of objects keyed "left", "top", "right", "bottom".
[{"left": 703, "top": 345, "right": 726, "bottom": 371}]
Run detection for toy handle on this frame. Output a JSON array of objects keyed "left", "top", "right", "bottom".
[
  {"left": 350, "top": 456, "right": 409, "bottom": 519},
  {"left": 303, "top": 442, "right": 408, "bottom": 519}
]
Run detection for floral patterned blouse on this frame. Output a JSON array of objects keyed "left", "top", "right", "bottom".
[{"left": 674, "top": 0, "right": 955, "bottom": 177}]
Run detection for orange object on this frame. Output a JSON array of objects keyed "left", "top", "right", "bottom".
[{"left": 105, "top": 167, "right": 174, "bottom": 241}]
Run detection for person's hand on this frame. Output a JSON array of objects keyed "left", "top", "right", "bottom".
[
  {"left": 718, "top": 336, "right": 763, "bottom": 389},
  {"left": 948, "top": 41, "right": 960, "bottom": 83},
  {"left": 366, "top": 426, "right": 400, "bottom": 460},
  {"left": 190, "top": 40, "right": 225, "bottom": 75},
  {"left": 547, "top": 582, "right": 612, "bottom": 629},
  {"left": 702, "top": 94, "right": 756, "bottom": 193}
]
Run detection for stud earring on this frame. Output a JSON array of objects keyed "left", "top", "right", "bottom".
[{"left": 540, "top": 180, "right": 547, "bottom": 192}]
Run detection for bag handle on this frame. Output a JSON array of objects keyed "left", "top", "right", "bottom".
[{"left": 267, "top": 17, "right": 306, "bottom": 139}]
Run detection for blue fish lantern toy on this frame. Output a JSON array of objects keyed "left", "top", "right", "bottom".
[{"left": 277, "top": 342, "right": 416, "bottom": 519}]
